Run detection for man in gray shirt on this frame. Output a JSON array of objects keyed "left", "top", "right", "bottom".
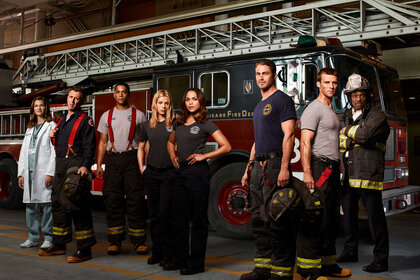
[{"left": 300, "top": 68, "right": 351, "bottom": 279}]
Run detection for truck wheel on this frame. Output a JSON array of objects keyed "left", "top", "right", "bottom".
[
  {"left": 0, "top": 158, "right": 22, "bottom": 209},
  {"left": 209, "top": 162, "right": 253, "bottom": 239}
]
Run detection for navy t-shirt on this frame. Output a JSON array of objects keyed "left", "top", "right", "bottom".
[{"left": 253, "top": 90, "right": 297, "bottom": 154}]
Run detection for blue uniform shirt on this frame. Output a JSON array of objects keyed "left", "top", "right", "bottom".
[
  {"left": 253, "top": 90, "right": 296, "bottom": 154},
  {"left": 55, "top": 110, "right": 96, "bottom": 169}
]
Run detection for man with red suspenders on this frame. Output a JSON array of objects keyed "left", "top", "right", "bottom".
[
  {"left": 96, "top": 82, "right": 148, "bottom": 255},
  {"left": 39, "top": 86, "right": 96, "bottom": 263},
  {"left": 300, "top": 68, "right": 351, "bottom": 279}
]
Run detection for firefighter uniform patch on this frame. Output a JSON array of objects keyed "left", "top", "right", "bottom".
[
  {"left": 263, "top": 104, "right": 272, "bottom": 116},
  {"left": 190, "top": 126, "right": 200, "bottom": 135}
]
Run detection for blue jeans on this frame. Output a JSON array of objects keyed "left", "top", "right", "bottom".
[{"left": 26, "top": 203, "right": 53, "bottom": 242}]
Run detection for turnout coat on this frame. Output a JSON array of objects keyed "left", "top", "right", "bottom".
[
  {"left": 18, "top": 121, "right": 56, "bottom": 203},
  {"left": 339, "top": 103, "right": 390, "bottom": 190}
]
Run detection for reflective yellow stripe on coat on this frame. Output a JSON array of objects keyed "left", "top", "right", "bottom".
[{"left": 349, "top": 178, "right": 383, "bottom": 190}]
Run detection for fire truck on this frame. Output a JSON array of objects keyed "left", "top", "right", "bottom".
[{"left": 1, "top": 0, "right": 420, "bottom": 239}]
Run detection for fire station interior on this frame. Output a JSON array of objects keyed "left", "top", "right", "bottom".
[{"left": 1, "top": 0, "right": 420, "bottom": 279}]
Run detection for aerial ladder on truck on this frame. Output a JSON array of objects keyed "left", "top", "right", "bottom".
[{"left": 1, "top": 0, "right": 420, "bottom": 238}]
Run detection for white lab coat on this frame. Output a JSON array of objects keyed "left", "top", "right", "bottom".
[{"left": 18, "top": 121, "right": 56, "bottom": 203}]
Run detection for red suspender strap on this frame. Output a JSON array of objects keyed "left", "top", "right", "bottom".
[
  {"left": 107, "top": 108, "right": 117, "bottom": 152},
  {"left": 66, "top": 113, "right": 86, "bottom": 157},
  {"left": 126, "top": 107, "right": 136, "bottom": 151},
  {"left": 52, "top": 118, "right": 63, "bottom": 146},
  {"left": 315, "top": 168, "right": 332, "bottom": 188}
]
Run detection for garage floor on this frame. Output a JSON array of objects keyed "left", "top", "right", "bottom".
[{"left": 0, "top": 206, "right": 419, "bottom": 280}]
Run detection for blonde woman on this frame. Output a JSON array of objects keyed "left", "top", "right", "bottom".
[
  {"left": 138, "top": 89, "right": 175, "bottom": 266},
  {"left": 18, "top": 96, "right": 56, "bottom": 249}
]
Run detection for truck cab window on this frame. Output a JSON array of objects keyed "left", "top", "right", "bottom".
[
  {"left": 199, "top": 71, "right": 229, "bottom": 108},
  {"left": 157, "top": 75, "right": 191, "bottom": 110},
  {"left": 304, "top": 64, "right": 318, "bottom": 103},
  {"left": 379, "top": 69, "right": 407, "bottom": 119},
  {"left": 328, "top": 55, "right": 381, "bottom": 113}
]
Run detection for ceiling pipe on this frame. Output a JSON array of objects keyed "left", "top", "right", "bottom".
[{"left": 19, "top": 82, "right": 66, "bottom": 103}]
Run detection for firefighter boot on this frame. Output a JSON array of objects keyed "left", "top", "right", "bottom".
[
  {"left": 321, "top": 264, "right": 351, "bottom": 277},
  {"left": 135, "top": 244, "right": 149, "bottom": 255},
  {"left": 240, "top": 268, "right": 271, "bottom": 280},
  {"left": 67, "top": 247, "right": 92, "bottom": 263},
  {"left": 107, "top": 242, "right": 121, "bottom": 255},
  {"left": 38, "top": 243, "right": 66, "bottom": 256}
]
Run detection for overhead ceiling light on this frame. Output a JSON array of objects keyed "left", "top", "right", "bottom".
[{"left": 409, "top": 97, "right": 416, "bottom": 100}]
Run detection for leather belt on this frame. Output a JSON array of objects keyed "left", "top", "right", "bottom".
[
  {"left": 254, "top": 151, "right": 282, "bottom": 162},
  {"left": 146, "top": 164, "right": 174, "bottom": 172},
  {"left": 312, "top": 155, "right": 339, "bottom": 167}
]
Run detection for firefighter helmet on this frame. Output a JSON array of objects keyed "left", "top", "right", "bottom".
[
  {"left": 264, "top": 178, "right": 304, "bottom": 223},
  {"left": 343, "top": 73, "right": 371, "bottom": 95},
  {"left": 57, "top": 166, "right": 94, "bottom": 211}
]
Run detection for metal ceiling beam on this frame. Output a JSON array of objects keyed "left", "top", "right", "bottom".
[{"left": 0, "top": 0, "right": 291, "bottom": 55}]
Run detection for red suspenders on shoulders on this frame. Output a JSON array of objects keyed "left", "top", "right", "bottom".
[
  {"left": 52, "top": 113, "right": 86, "bottom": 157},
  {"left": 107, "top": 107, "right": 136, "bottom": 152}
]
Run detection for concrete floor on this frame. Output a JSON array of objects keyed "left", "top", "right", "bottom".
[{"left": 0, "top": 206, "right": 419, "bottom": 280}]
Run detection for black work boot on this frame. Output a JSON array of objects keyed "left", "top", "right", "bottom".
[{"left": 240, "top": 268, "right": 271, "bottom": 280}]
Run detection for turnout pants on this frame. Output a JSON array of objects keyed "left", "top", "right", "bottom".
[
  {"left": 51, "top": 157, "right": 96, "bottom": 250},
  {"left": 309, "top": 158, "right": 341, "bottom": 270},
  {"left": 248, "top": 156, "right": 297, "bottom": 280},
  {"left": 171, "top": 161, "right": 210, "bottom": 269},
  {"left": 143, "top": 166, "right": 175, "bottom": 258},
  {"left": 341, "top": 168, "right": 389, "bottom": 265},
  {"left": 102, "top": 150, "right": 148, "bottom": 245}
]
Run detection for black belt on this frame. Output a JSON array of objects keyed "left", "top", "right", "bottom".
[
  {"left": 107, "top": 149, "right": 137, "bottom": 156},
  {"left": 312, "top": 155, "right": 340, "bottom": 167},
  {"left": 254, "top": 151, "right": 282, "bottom": 162},
  {"left": 146, "top": 164, "right": 174, "bottom": 172}
]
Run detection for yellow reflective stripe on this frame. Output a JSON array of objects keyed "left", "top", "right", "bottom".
[
  {"left": 255, "top": 264, "right": 271, "bottom": 269},
  {"left": 297, "top": 257, "right": 321, "bottom": 269},
  {"left": 271, "top": 265, "right": 293, "bottom": 276},
  {"left": 376, "top": 142, "right": 386, "bottom": 152},
  {"left": 254, "top": 258, "right": 270, "bottom": 263},
  {"left": 75, "top": 229, "right": 94, "bottom": 240},
  {"left": 339, "top": 135, "right": 348, "bottom": 149},
  {"left": 349, "top": 178, "right": 383, "bottom": 190},
  {"left": 128, "top": 228, "right": 145, "bottom": 237},
  {"left": 254, "top": 257, "right": 271, "bottom": 268},
  {"left": 322, "top": 255, "right": 337, "bottom": 265},
  {"left": 339, "top": 149, "right": 346, "bottom": 153},
  {"left": 52, "top": 226, "right": 71, "bottom": 236},
  {"left": 108, "top": 226, "right": 124, "bottom": 230},
  {"left": 128, "top": 228, "right": 145, "bottom": 233},
  {"left": 75, "top": 233, "right": 95, "bottom": 240},
  {"left": 108, "top": 226, "right": 125, "bottom": 235},
  {"left": 347, "top": 125, "right": 359, "bottom": 139}
]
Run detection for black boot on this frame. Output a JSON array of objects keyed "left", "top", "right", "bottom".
[{"left": 240, "top": 268, "right": 271, "bottom": 280}]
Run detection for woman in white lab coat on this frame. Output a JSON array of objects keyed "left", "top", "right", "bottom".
[{"left": 18, "top": 96, "right": 56, "bottom": 249}]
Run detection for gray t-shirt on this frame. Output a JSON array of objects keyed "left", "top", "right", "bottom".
[
  {"left": 300, "top": 99, "right": 340, "bottom": 161},
  {"left": 139, "top": 120, "right": 173, "bottom": 167},
  {"left": 174, "top": 120, "right": 218, "bottom": 162},
  {"left": 97, "top": 107, "right": 146, "bottom": 152}
]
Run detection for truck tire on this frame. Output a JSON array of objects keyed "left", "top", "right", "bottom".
[
  {"left": 0, "top": 158, "right": 22, "bottom": 209},
  {"left": 209, "top": 162, "right": 253, "bottom": 239}
]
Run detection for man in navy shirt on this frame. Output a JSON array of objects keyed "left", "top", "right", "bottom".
[
  {"left": 240, "top": 59, "right": 297, "bottom": 280},
  {"left": 39, "top": 86, "right": 96, "bottom": 263}
]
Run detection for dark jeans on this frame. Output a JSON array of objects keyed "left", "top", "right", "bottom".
[
  {"left": 143, "top": 167, "right": 175, "bottom": 258},
  {"left": 171, "top": 161, "right": 210, "bottom": 269}
]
